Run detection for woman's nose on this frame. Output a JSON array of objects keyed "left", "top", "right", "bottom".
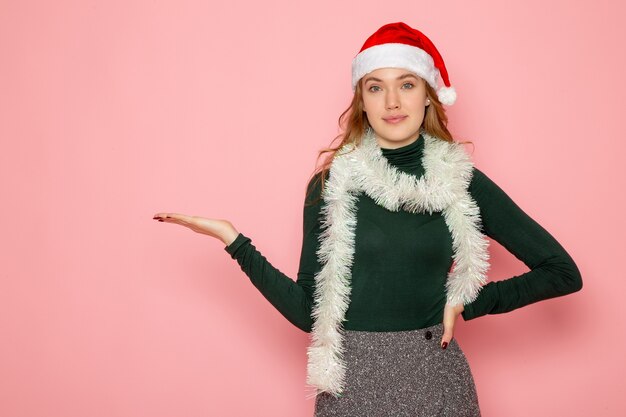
[{"left": 385, "top": 92, "right": 400, "bottom": 109}]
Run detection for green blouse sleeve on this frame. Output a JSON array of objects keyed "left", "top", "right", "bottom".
[
  {"left": 461, "top": 167, "right": 583, "bottom": 321},
  {"left": 223, "top": 173, "right": 324, "bottom": 333}
]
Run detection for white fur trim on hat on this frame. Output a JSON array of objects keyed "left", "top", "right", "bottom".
[{"left": 351, "top": 43, "right": 439, "bottom": 91}]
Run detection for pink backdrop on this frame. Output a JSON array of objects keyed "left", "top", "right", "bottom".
[{"left": 1, "top": 0, "right": 623, "bottom": 416}]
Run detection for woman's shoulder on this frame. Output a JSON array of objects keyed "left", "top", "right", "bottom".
[
  {"left": 469, "top": 166, "right": 488, "bottom": 185},
  {"left": 468, "top": 165, "right": 513, "bottom": 203},
  {"left": 468, "top": 165, "right": 490, "bottom": 190},
  {"left": 304, "top": 170, "right": 326, "bottom": 206}
]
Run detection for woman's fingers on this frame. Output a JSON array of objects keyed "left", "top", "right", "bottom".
[
  {"left": 441, "top": 302, "right": 464, "bottom": 349},
  {"left": 153, "top": 213, "right": 189, "bottom": 223},
  {"left": 153, "top": 212, "right": 169, "bottom": 221},
  {"left": 153, "top": 213, "right": 197, "bottom": 230},
  {"left": 441, "top": 306, "right": 455, "bottom": 349}
]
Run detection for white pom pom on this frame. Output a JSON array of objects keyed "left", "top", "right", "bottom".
[{"left": 437, "top": 86, "right": 457, "bottom": 105}]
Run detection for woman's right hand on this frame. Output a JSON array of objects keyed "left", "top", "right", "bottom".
[{"left": 152, "top": 213, "right": 239, "bottom": 246}]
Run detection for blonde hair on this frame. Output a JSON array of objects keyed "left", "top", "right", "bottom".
[{"left": 305, "top": 76, "right": 473, "bottom": 206}]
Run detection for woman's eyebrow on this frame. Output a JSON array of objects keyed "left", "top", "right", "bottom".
[{"left": 363, "top": 73, "right": 418, "bottom": 84}]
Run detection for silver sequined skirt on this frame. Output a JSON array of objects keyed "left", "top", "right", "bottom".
[{"left": 313, "top": 322, "right": 481, "bottom": 417}]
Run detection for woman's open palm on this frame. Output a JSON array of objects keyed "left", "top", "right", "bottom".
[{"left": 153, "top": 213, "right": 238, "bottom": 246}]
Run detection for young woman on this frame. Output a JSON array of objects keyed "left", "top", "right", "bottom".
[{"left": 153, "top": 22, "right": 582, "bottom": 416}]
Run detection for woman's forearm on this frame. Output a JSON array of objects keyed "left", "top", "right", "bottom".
[
  {"left": 461, "top": 168, "right": 583, "bottom": 321},
  {"left": 224, "top": 233, "right": 315, "bottom": 332}
]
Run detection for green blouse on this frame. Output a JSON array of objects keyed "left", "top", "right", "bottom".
[{"left": 224, "top": 135, "right": 582, "bottom": 333}]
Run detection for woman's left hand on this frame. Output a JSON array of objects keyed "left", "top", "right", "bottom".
[{"left": 441, "top": 302, "right": 465, "bottom": 349}]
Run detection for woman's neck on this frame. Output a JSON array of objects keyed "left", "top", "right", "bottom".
[{"left": 380, "top": 133, "right": 425, "bottom": 174}]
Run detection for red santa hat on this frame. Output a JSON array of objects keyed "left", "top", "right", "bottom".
[{"left": 351, "top": 22, "right": 457, "bottom": 106}]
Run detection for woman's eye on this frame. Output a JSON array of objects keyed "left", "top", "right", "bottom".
[{"left": 368, "top": 83, "right": 412, "bottom": 92}]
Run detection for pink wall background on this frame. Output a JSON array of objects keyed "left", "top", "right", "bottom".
[{"left": 1, "top": 0, "right": 623, "bottom": 416}]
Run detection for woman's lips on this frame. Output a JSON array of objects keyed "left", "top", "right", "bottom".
[{"left": 383, "top": 115, "right": 407, "bottom": 124}]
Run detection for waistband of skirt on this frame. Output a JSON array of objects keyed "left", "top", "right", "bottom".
[{"left": 342, "top": 321, "right": 445, "bottom": 338}]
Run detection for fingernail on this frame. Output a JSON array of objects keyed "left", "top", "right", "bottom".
[
  {"left": 441, "top": 342, "right": 448, "bottom": 350},
  {"left": 158, "top": 219, "right": 164, "bottom": 222}
]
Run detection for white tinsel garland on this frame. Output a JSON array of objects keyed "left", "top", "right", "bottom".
[{"left": 305, "top": 127, "right": 490, "bottom": 399}]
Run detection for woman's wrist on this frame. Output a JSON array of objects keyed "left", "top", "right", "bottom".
[{"left": 221, "top": 226, "right": 240, "bottom": 246}]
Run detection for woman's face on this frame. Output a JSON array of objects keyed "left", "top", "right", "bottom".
[{"left": 360, "top": 67, "right": 429, "bottom": 149}]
